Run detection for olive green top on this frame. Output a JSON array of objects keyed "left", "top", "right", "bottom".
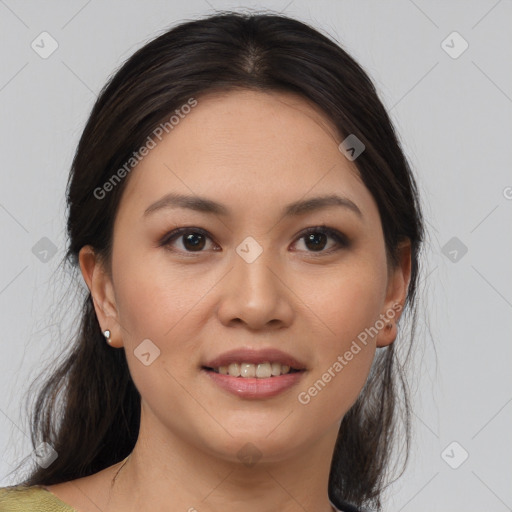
[
  {"left": 0, "top": 485, "right": 349, "bottom": 511},
  {"left": 0, "top": 485, "right": 76, "bottom": 511}
]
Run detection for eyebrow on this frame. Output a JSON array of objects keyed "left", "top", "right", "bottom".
[{"left": 143, "top": 192, "right": 363, "bottom": 219}]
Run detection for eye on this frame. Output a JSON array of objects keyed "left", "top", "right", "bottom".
[
  {"left": 159, "top": 225, "right": 349, "bottom": 255},
  {"left": 159, "top": 227, "right": 217, "bottom": 253},
  {"left": 292, "top": 225, "right": 349, "bottom": 254}
]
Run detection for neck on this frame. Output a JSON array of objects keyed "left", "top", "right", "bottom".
[{"left": 104, "top": 406, "right": 340, "bottom": 512}]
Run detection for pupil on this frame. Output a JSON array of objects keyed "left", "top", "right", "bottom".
[
  {"left": 305, "top": 232, "right": 327, "bottom": 251},
  {"left": 183, "top": 233, "right": 205, "bottom": 251},
  {"left": 181, "top": 232, "right": 327, "bottom": 252}
]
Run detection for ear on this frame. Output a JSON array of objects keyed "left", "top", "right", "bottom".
[
  {"left": 375, "top": 239, "right": 412, "bottom": 348},
  {"left": 79, "top": 245, "right": 123, "bottom": 348}
]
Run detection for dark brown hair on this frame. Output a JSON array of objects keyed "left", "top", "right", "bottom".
[{"left": 9, "top": 11, "right": 424, "bottom": 510}]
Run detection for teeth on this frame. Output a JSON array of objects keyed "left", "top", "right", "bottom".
[
  {"left": 240, "top": 363, "right": 256, "bottom": 378},
  {"left": 256, "top": 363, "right": 271, "bottom": 378},
  {"left": 214, "top": 362, "right": 295, "bottom": 378},
  {"left": 227, "top": 363, "right": 240, "bottom": 377},
  {"left": 271, "top": 362, "right": 281, "bottom": 376}
]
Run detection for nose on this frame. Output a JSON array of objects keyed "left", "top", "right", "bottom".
[{"left": 216, "top": 244, "right": 295, "bottom": 331}]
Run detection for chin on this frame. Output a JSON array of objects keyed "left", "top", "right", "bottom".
[{"left": 197, "top": 423, "right": 311, "bottom": 465}]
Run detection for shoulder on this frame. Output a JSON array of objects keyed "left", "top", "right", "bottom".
[{"left": 0, "top": 485, "right": 76, "bottom": 511}]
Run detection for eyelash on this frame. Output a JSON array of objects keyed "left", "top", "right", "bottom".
[{"left": 158, "top": 225, "right": 349, "bottom": 256}]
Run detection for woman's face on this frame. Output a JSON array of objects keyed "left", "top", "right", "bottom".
[{"left": 83, "top": 89, "right": 409, "bottom": 464}]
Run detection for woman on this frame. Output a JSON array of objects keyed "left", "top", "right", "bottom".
[{"left": 0, "top": 11, "right": 424, "bottom": 512}]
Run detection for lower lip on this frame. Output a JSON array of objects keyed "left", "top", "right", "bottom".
[{"left": 202, "top": 368, "right": 306, "bottom": 399}]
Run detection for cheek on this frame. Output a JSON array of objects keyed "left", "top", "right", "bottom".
[
  {"left": 296, "top": 260, "right": 387, "bottom": 413},
  {"left": 314, "top": 260, "right": 388, "bottom": 349},
  {"left": 110, "top": 246, "right": 210, "bottom": 382},
  {"left": 111, "top": 246, "right": 202, "bottom": 340}
]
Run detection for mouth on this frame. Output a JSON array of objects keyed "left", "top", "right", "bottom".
[
  {"left": 202, "top": 362, "right": 304, "bottom": 378},
  {"left": 201, "top": 364, "right": 306, "bottom": 399},
  {"left": 201, "top": 348, "right": 307, "bottom": 398}
]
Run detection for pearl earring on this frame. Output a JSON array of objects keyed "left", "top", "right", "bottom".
[{"left": 103, "top": 330, "right": 112, "bottom": 344}]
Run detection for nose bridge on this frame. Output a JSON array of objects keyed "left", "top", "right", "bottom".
[
  {"left": 233, "top": 235, "right": 279, "bottom": 301},
  {"left": 235, "top": 239, "right": 276, "bottom": 295},
  {"left": 217, "top": 235, "right": 293, "bottom": 328}
]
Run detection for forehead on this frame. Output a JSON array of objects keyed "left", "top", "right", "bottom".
[{"left": 117, "top": 89, "right": 375, "bottom": 221}]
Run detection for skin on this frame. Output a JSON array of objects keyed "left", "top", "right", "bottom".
[{"left": 47, "top": 89, "right": 411, "bottom": 512}]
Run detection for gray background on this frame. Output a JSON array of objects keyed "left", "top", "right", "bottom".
[{"left": 1, "top": 1, "right": 511, "bottom": 510}]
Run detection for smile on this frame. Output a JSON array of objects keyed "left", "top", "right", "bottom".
[{"left": 204, "top": 362, "right": 302, "bottom": 378}]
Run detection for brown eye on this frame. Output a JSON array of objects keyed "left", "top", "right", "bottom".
[
  {"left": 181, "top": 232, "right": 206, "bottom": 251},
  {"left": 294, "top": 226, "right": 349, "bottom": 254},
  {"left": 303, "top": 232, "right": 329, "bottom": 251},
  {"left": 160, "top": 227, "right": 216, "bottom": 253}
]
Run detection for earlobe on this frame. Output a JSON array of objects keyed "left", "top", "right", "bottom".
[
  {"left": 376, "top": 318, "right": 398, "bottom": 348},
  {"left": 376, "top": 240, "right": 412, "bottom": 348},
  {"left": 78, "top": 246, "right": 122, "bottom": 347}
]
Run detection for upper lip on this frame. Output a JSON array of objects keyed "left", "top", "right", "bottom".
[{"left": 203, "top": 348, "right": 307, "bottom": 370}]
